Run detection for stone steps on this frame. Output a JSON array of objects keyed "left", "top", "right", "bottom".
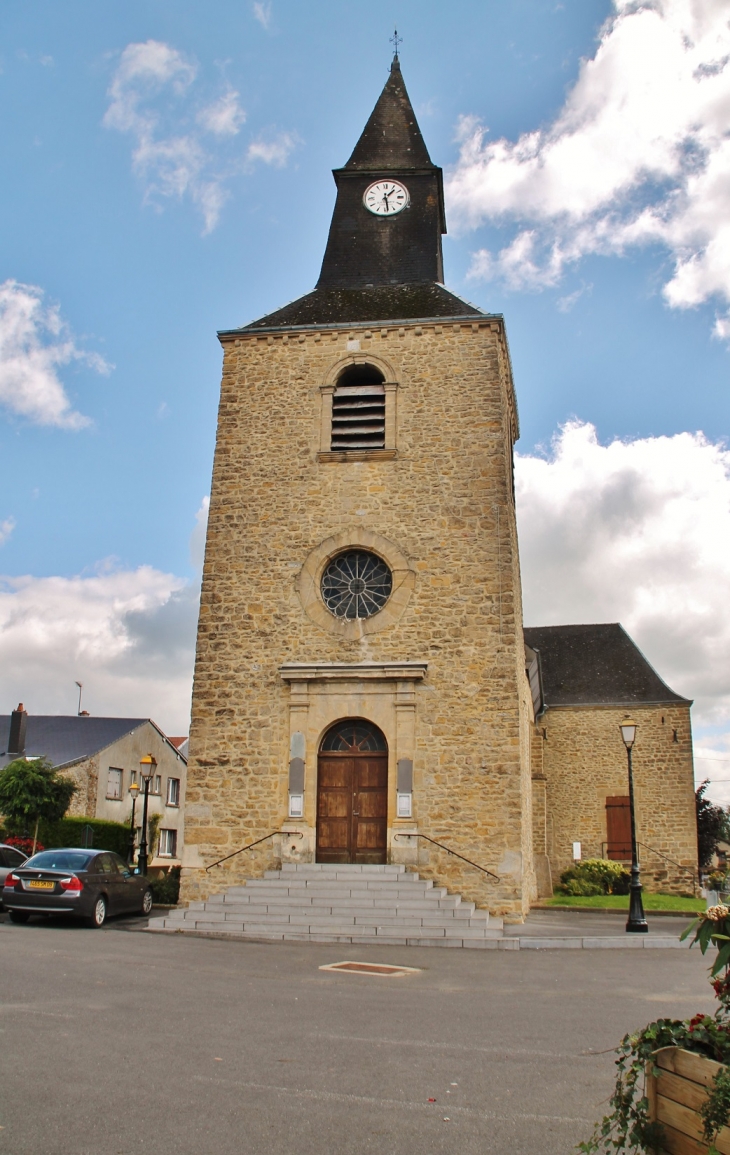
[{"left": 148, "top": 862, "right": 505, "bottom": 948}]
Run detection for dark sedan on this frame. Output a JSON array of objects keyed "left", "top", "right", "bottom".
[{"left": 3, "top": 848, "right": 153, "bottom": 927}]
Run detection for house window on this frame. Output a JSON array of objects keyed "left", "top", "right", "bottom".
[
  {"left": 166, "top": 777, "right": 180, "bottom": 807},
  {"left": 129, "top": 770, "right": 137, "bottom": 789},
  {"left": 158, "top": 829, "right": 177, "bottom": 858},
  {"left": 331, "top": 364, "right": 385, "bottom": 451},
  {"left": 321, "top": 551, "right": 392, "bottom": 620},
  {"left": 150, "top": 775, "right": 162, "bottom": 796},
  {"left": 106, "top": 768, "right": 123, "bottom": 800}
]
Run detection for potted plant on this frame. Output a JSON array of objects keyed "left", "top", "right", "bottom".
[{"left": 579, "top": 905, "right": 730, "bottom": 1154}]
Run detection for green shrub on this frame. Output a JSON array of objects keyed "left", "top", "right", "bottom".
[
  {"left": 38, "top": 816, "right": 130, "bottom": 858},
  {"left": 558, "top": 858, "right": 631, "bottom": 896},
  {"left": 561, "top": 876, "right": 605, "bottom": 897},
  {"left": 149, "top": 866, "right": 180, "bottom": 905}
]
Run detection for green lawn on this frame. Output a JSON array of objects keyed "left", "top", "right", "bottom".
[{"left": 543, "top": 892, "right": 704, "bottom": 912}]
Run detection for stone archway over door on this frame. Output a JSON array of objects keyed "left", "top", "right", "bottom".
[{"left": 316, "top": 720, "right": 388, "bottom": 864}]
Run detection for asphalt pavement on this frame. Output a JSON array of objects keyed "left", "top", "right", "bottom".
[{"left": 0, "top": 908, "right": 714, "bottom": 1155}]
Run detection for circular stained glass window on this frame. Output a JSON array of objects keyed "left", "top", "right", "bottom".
[{"left": 321, "top": 551, "right": 392, "bottom": 620}]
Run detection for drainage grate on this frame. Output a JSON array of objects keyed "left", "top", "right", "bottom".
[{"left": 319, "top": 961, "right": 421, "bottom": 977}]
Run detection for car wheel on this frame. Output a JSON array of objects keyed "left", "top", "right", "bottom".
[
  {"left": 9, "top": 910, "right": 30, "bottom": 924},
  {"left": 86, "top": 895, "right": 107, "bottom": 928},
  {"left": 141, "top": 888, "right": 153, "bottom": 916}
]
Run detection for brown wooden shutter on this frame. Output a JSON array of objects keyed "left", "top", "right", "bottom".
[{"left": 606, "top": 796, "right": 631, "bottom": 860}]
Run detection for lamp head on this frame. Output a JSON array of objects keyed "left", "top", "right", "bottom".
[
  {"left": 129, "top": 781, "right": 140, "bottom": 797},
  {"left": 620, "top": 716, "right": 638, "bottom": 749},
  {"left": 139, "top": 753, "right": 157, "bottom": 783}
]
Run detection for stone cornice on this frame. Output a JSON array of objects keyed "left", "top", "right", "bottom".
[
  {"left": 279, "top": 661, "right": 428, "bottom": 682},
  {"left": 218, "top": 315, "right": 501, "bottom": 340}
]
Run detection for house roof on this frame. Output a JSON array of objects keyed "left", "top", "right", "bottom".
[
  {"left": 0, "top": 715, "right": 186, "bottom": 770},
  {"left": 523, "top": 623, "right": 690, "bottom": 708}
]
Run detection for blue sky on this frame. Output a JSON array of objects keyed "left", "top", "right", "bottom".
[{"left": 2, "top": 0, "right": 730, "bottom": 793}]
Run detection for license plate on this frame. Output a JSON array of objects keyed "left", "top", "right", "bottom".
[{"left": 28, "top": 880, "right": 55, "bottom": 890}]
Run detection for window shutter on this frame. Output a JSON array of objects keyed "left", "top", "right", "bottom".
[
  {"left": 606, "top": 796, "right": 631, "bottom": 860},
  {"left": 331, "top": 383, "right": 385, "bottom": 450}
]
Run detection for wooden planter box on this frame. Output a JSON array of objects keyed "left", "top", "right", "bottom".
[{"left": 648, "top": 1047, "right": 730, "bottom": 1154}]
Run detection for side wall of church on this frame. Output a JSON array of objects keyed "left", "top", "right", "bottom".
[
  {"left": 540, "top": 703, "right": 698, "bottom": 894},
  {"left": 183, "top": 318, "right": 533, "bottom": 916}
]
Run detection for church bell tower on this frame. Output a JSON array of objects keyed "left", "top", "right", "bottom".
[{"left": 183, "top": 57, "right": 536, "bottom": 918}]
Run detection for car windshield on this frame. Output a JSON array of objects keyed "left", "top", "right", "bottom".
[{"left": 24, "top": 851, "right": 92, "bottom": 871}]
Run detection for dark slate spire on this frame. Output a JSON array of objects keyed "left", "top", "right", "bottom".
[
  {"left": 344, "top": 57, "right": 434, "bottom": 172},
  {"left": 237, "top": 59, "right": 486, "bottom": 330},
  {"left": 315, "top": 59, "right": 446, "bottom": 292}
]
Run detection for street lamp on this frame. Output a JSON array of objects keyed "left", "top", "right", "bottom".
[
  {"left": 137, "top": 755, "right": 157, "bottom": 876},
  {"left": 127, "top": 780, "right": 140, "bottom": 865},
  {"left": 620, "top": 717, "right": 648, "bottom": 934}
]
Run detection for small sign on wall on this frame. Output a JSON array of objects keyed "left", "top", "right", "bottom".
[
  {"left": 572, "top": 841, "right": 582, "bottom": 861},
  {"left": 289, "top": 794, "right": 304, "bottom": 818}
]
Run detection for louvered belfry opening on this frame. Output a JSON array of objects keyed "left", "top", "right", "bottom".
[{"left": 331, "top": 363, "right": 386, "bottom": 450}]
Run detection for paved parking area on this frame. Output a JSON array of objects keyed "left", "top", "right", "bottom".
[{"left": 0, "top": 907, "right": 714, "bottom": 1155}]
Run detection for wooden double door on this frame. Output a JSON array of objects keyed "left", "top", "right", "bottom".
[{"left": 316, "top": 753, "right": 388, "bottom": 864}]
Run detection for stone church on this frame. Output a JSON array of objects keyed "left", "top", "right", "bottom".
[{"left": 181, "top": 58, "right": 697, "bottom": 920}]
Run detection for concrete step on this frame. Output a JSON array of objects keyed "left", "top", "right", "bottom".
[
  {"left": 278, "top": 863, "right": 407, "bottom": 874},
  {"left": 150, "top": 864, "right": 502, "bottom": 949},
  {"left": 240, "top": 881, "right": 443, "bottom": 896}
]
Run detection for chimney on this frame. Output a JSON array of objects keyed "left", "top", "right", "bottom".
[{"left": 8, "top": 703, "right": 28, "bottom": 756}]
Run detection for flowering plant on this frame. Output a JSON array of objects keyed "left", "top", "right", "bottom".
[
  {"left": 3, "top": 835, "right": 43, "bottom": 857},
  {"left": 579, "top": 909, "right": 730, "bottom": 1153},
  {"left": 682, "top": 905, "right": 730, "bottom": 976}
]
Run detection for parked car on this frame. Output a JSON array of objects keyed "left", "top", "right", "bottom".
[
  {"left": 0, "top": 844, "right": 28, "bottom": 909},
  {"left": 3, "top": 848, "right": 153, "bottom": 927}
]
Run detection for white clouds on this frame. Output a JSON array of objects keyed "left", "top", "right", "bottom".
[
  {"left": 247, "top": 130, "right": 299, "bottom": 168},
  {"left": 516, "top": 420, "right": 730, "bottom": 752},
  {"left": 189, "top": 495, "right": 209, "bottom": 572},
  {"left": 0, "top": 500, "right": 213, "bottom": 734},
  {"left": 0, "top": 518, "right": 15, "bottom": 547},
  {"left": 253, "top": 2, "right": 273, "bottom": 30},
  {"left": 104, "top": 40, "right": 198, "bottom": 137},
  {"left": 104, "top": 39, "right": 294, "bottom": 233},
  {"left": 449, "top": 0, "right": 730, "bottom": 334},
  {"left": 0, "top": 280, "right": 109, "bottom": 429},
  {"left": 197, "top": 90, "right": 246, "bottom": 137},
  {"left": 0, "top": 563, "right": 198, "bottom": 735}
]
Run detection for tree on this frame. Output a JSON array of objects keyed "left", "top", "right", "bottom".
[
  {"left": 0, "top": 758, "right": 77, "bottom": 854},
  {"left": 696, "top": 780, "right": 730, "bottom": 869}
]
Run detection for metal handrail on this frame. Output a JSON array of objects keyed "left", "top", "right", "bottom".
[
  {"left": 205, "top": 830, "right": 303, "bottom": 873},
  {"left": 637, "top": 841, "right": 699, "bottom": 885},
  {"left": 600, "top": 841, "right": 698, "bottom": 885},
  {"left": 393, "top": 833, "right": 499, "bottom": 882}
]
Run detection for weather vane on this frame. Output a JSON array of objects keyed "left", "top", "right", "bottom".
[{"left": 390, "top": 28, "right": 402, "bottom": 61}]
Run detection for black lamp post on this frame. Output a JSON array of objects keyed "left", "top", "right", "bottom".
[
  {"left": 620, "top": 717, "right": 648, "bottom": 934},
  {"left": 127, "top": 780, "right": 140, "bottom": 865},
  {"left": 137, "top": 755, "right": 156, "bottom": 876}
]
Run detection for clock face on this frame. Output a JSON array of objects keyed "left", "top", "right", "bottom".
[{"left": 363, "top": 180, "right": 410, "bottom": 216}]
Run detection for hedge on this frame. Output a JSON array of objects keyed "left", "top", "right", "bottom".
[{"left": 38, "top": 816, "right": 130, "bottom": 858}]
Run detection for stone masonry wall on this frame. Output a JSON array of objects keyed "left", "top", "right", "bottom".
[
  {"left": 541, "top": 703, "right": 697, "bottom": 894},
  {"left": 183, "top": 317, "right": 534, "bottom": 916}
]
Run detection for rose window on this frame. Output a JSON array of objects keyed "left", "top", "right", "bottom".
[{"left": 321, "top": 551, "right": 392, "bottom": 620}]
